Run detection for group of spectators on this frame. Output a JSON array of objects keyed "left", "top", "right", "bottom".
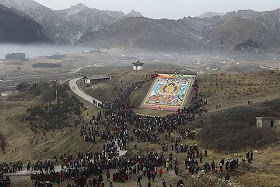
[
  {"left": 246, "top": 151, "right": 254, "bottom": 164},
  {"left": 0, "top": 74, "right": 262, "bottom": 187},
  {"left": 3, "top": 74, "right": 211, "bottom": 186},
  {"left": 0, "top": 162, "right": 19, "bottom": 187},
  {"left": 29, "top": 76, "right": 205, "bottom": 186},
  {"left": 0, "top": 161, "right": 23, "bottom": 174},
  {"left": 30, "top": 150, "right": 173, "bottom": 186},
  {"left": 66, "top": 76, "right": 206, "bottom": 186}
]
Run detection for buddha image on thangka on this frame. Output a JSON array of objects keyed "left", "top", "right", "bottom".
[{"left": 145, "top": 76, "right": 190, "bottom": 106}]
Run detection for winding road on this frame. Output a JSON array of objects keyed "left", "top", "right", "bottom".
[
  {"left": 69, "top": 77, "right": 127, "bottom": 156},
  {"left": 69, "top": 77, "right": 102, "bottom": 108}
]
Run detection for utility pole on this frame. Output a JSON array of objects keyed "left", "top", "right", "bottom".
[
  {"left": 56, "top": 89, "right": 58, "bottom": 103},
  {"left": 55, "top": 80, "right": 58, "bottom": 103}
]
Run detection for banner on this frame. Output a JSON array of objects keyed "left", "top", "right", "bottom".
[{"left": 141, "top": 74, "right": 195, "bottom": 111}]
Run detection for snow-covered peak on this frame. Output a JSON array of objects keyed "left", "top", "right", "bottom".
[
  {"left": 70, "top": 3, "right": 89, "bottom": 11},
  {"left": 126, "top": 9, "right": 143, "bottom": 17},
  {"left": 67, "top": 3, "right": 90, "bottom": 16},
  {"left": 66, "top": 3, "right": 89, "bottom": 16}
]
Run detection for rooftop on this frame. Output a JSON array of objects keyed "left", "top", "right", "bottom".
[
  {"left": 256, "top": 117, "right": 279, "bottom": 120},
  {"left": 84, "top": 76, "right": 111, "bottom": 80},
  {"left": 132, "top": 61, "right": 144, "bottom": 66}
]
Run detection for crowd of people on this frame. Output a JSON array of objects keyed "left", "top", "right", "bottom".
[
  {"left": 29, "top": 151, "right": 170, "bottom": 186},
  {"left": 27, "top": 76, "right": 206, "bottom": 186},
  {"left": 0, "top": 162, "right": 18, "bottom": 187},
  {"left": 2, "top": 74, "right": 256, "bottom": 187},
  {"left": 27, "top": 147, "right": 255, "bottom": 186},
  {"left": 29, "top": 75, "right": 210, "bottom": 186},
  {"left": 0, "top": 161, "right": 23, "bottom": 174}
]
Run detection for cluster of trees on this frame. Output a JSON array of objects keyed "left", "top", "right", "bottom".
[
  {"left": 17, "top": 81, "right": 70, "bottom": 102},
  {"left": 234, "top": 39, "right": 267, "bottom": 53},
  {"left": 25, "top": 83, "right": 83, "bottom": 131},
  {"left": 16, "top": 82, "right": 30, "bottom": 91}
]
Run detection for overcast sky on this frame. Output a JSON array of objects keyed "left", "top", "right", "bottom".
[{"left": 35, "top": 0, "right": 280, "bottom": 19}]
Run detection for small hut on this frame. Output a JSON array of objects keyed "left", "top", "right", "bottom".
[
  {"left": 83, "top": 76, "right": 111, "bottom": 84},
  {"left": 132, "top": 61, "right": 144, "bottom": 71},
  {"left": 256, "top": 117, "right": 279, "bottom": 128}
]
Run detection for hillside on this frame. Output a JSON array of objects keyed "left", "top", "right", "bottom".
[
  {"left": 0, "top": 85, "right": 101, "bottom": 162},
  {"left": 206, "top": 17, "right": 268, "bottom": 48},
  {"left": 0, "top": 4, "right": 50, "bottom": 43},
  {"left": 197, "top": 99, "right": 280, "bottom": 152},
  {"left": 78, "top": 70, "right": 154, "bottom": 102},
  {"left": 1, "top": 70, "right": 280, "bottom": 186},
  {"left": 77, "top": 70, "right": 280, "bottom": 186}
]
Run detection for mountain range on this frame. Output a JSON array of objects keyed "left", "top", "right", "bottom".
[
  {"left": 0, "top": 0, "right": 143, "bottom": 44},
  {"left": 0, "top": 4, "right": 50, "bottom": 43},
  {"left": 1, "top": 0, "right": 280, "bottom": 52},
  {"left": 80, "top": 9, "right": 280, "bottom": 51},
  {"left": 79, "top": 17, "right": 205, "bottom": 51}
]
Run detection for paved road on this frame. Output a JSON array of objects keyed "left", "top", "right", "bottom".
[
  {"left": 69, "top": 78, "right": 128, "bottom": 156},
  {"left": 69, "top": 77, "right": 102, "bottom": 108}
]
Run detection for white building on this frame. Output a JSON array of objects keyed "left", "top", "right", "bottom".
[
  {"left": 84, "top": 76, "right": 111, "bottom": 84},
  {"left": 84, "top": 77, "right": 91, "bottom": 84},
  {"left": 256, "top": 117, "right": 279, "bottom": 128},
  {"left": 133, "top": 61, "right": 144, "bottom": 71}
]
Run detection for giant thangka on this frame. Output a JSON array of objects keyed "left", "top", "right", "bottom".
[{"left": 141, "top": 74, "right": 195, "bottom": 111}]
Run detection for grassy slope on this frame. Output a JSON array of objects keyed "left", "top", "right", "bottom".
[
  {"left": 191, "top": 98, "right": 280, "bottom": 186},
  {"left": 0, "top": 91, "right": 101, "bottom": 162},
  {"left": 79, "top": 70, "right": 153, "bottom": 103},
  {"left": 198, "top": 71, "right": 280, "bottom": 111},
  {"left": 129, "top": 79, "right": 152, "bottom": 108},
  {"left": 125, "top": 70, "right": 280, "bottom": 186},
  {"left": 129, "top": 70, "right": 280, "bottom": 115}
]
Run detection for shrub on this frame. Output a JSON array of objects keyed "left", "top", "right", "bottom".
[
  {"left": 16, "top": 82, "right": 29, "bottom": 91},
  {"left": 42, "top": 89, "right": 55, "bottom": 103}
]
